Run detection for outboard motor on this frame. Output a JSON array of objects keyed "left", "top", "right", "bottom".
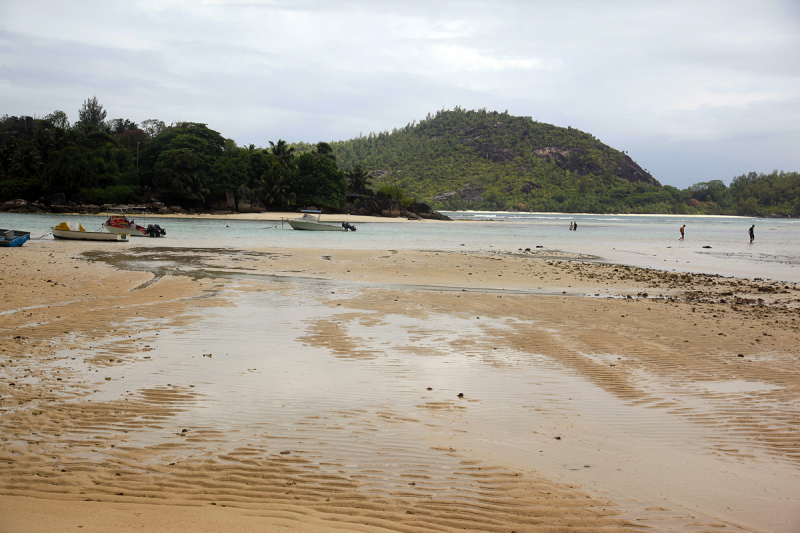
[
  {"left": 342, "top": 222, "right": 357, "bottom": 232},
  {"left": 146, "top": 224, "right": 167, "bottom": 237}
]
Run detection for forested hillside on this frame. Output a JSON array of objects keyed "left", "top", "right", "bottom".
[
  {"left": 1, "top": 101, "right": 798, "bottom": 216},
  {"left": 297, "top": 108, "right": 799, "bottom": 216},
  {"left": 321, "top": 107, "right": 663, "bottom": 212}
]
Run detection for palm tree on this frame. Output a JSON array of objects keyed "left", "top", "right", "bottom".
[
  {"left": 0, "top": 137, "right": 18, "bottom": 175},
  {"left": 269, "top": 140, "right": 296, "bottom": 174},
  {"left": 313, "top": 141, "right": 336, "bottom": 162},
  {"left": 346, "top": 164, "right": 372, "bottom": 194},
  {"left": 254, "top": 171, "right": 295, "bottom": 209},
  {"left": 11, "top": 141, "right": 42, "bottom": 178},
  {"left": 35, "top": 129, "right": 55, "bottom": 164}
]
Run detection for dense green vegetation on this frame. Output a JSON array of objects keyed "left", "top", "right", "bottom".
[
  {"left": 0, "top": 98, "right": 348, "bottom": 212},
  {"left": 1, "top": 101, "right": 797, "bottom": 216},
  {"left": 316, "top": 107, "right": 799, "bottom": 216}
]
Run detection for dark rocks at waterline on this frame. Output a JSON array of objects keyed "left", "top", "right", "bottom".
[
  {"left": 348, "top": 191, "right": 400, "bottom": 218},
  {"left": 207, "top": 186, "right": 265, "bottom": 213},
  {"left": 347, "top": 190, "right": 450, "bottom": 221},
  {"left": 1, "top": 186, "right": 450, "bottom": 220},
  {"left": 0, "top": 198, "right": 182, "bottom": 216},
  {"left": 235, "top": 185, "right": 266, "bottom": 213},
  {"left": 0, "top": 199, "right": 48, "bottom": 213},
  {"left": 409, "top": 201, "right": 450, "bottom": 220},
  {"left": 40, "top": 193, "right": 66, "bottom": 206},
  {"left": 2, "top": 198, "right": 234, "bottom": 216},
  {"left": 9, "top": 200, "right": 102, "bottom": 214}
]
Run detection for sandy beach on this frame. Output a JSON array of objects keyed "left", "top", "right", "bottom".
[
  {"left": 141, "top": 211, "right": 437, "bottom": 223},
  {"left": 1, "top": 238, "right": 799, "bottom": 532}
]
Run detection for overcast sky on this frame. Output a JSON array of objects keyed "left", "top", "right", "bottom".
[{"left": 1, "top": 0, "right": 798, "bottom": 188}]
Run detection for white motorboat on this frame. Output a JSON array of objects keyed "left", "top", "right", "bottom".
[
  {"left": 284, "top": 211, "right": 356, "bottom": 232},
  {"left": 53, "top": 222, "right": 129, "bottom": 241},
  {"left": 103, "top": 207, "right": 166, "bottom": 237}
]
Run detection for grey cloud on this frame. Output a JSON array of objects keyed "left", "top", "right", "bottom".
[{"left": 1, "top": 0, "right": 798, "bottom": 188}]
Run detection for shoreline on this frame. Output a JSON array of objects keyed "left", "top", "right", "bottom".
[
  {"left": 448, "top": 210, "right": 762, "bottom": 219},
  {"left": 1, "top": 241, "right": 799, "bottom": 532},
  {"left": 4, "top": 211, "right": 800, "bottom": 284},
  {"left": 18, "top": 210, "right": 428, "bottom": 223},
  {"left": 13, "top": 209, "right": 796, "bottom": 222}
]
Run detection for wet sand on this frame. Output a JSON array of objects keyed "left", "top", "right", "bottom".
[{"left": 1, "top": 241, "right": 799, "bottom": 532}]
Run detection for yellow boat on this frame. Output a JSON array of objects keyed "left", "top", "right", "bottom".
[{"left": 52, "top": 222, "right": 129, "bottom": 241}]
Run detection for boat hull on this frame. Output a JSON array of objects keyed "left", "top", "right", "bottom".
[
  {"left": 0, "top": 229, "right": 31, "bottom": 247},
  {"left": 103, "top": 224, "right": 147, "bottom": 237},
  {"left": 287, "top": 220, "right": 346, "bottom": 231},
  {"left": 53, "top": 228, "right": 129, "bottom": 241}
]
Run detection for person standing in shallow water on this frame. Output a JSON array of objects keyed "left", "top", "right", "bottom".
[
  {"left": 749, "top": 224, "right": 755, "bottom": 243},
  {"left": 679, "top": 225, "right": 685, "bottom": 240}
]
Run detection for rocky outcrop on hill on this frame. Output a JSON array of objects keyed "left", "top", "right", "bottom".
[
  {"left": 333, "top": 109, "right": 663, "bottom": 210},
  {"left": 532, "top": 145, "right": 655, "bottom": 184},
  {"left": 454, "top": 119, "right": 656, "bottom": 183},
  {"left": 474, "top": 143, "right": 516, "bottom": 163},
  {"left": 614, "top": 153, "right": 656, "bottom": 184},
  {"left": 520, "top": 180, "right": 542, "bottom": 194},
  {"left": 434, "top": 184, "right": 485, "bottom": 204},
  {"left": 0, "top": 116, "right": 36, "bottom": 140}
]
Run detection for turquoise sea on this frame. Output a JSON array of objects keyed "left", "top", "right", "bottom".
[{"left": 3, "top": 211, "right": 799, "bottom": 282}]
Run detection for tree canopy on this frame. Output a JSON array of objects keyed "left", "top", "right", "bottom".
[
  {"left": 0, "top": 101, "right": 797, "bottom": 216},
  {"left": 77, "top": 96, "right": 107, "bottom": 128}
]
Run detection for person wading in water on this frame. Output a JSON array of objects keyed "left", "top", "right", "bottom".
[{"left": 679, "top": 225, "right": 686, "bottom": 240}]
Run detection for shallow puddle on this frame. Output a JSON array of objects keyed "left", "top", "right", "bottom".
[{"left": 53, "top": 279, "right": 800, "bottom": 532}]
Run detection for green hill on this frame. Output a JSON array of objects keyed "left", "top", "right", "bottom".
[
  {"left": 3, "top": 101, "right": 796, "bottom": 217},
  {"left": 308, "top": 107, "right": 666, "bottom": 213}
]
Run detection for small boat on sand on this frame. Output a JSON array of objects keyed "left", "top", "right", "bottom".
[
  {"left": 0, "top": 229, "right": 31, "bottom": 247},
  {"left": 52, "top": 222, "right": 128, "bottom": 242},
  {"left": 284, "top": 210, "right": 356, "bottom": 231},
  {"left": 103, "top": 207, "right": 166, "bottom": 237}
]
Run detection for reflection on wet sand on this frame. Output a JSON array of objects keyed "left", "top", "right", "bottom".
[{"left": 1, "top": 242, "right": 799, "bottom": 533}]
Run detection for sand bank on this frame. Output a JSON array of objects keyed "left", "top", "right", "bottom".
[
  {"left": 160, "top": 211, "right": 429, "bottom": 223},
  {"left": 51, "top": 210, "right": 442, "bottom": 223},
  {"left": 1, "top": 241, "right": 799, "bottom": 532}
]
